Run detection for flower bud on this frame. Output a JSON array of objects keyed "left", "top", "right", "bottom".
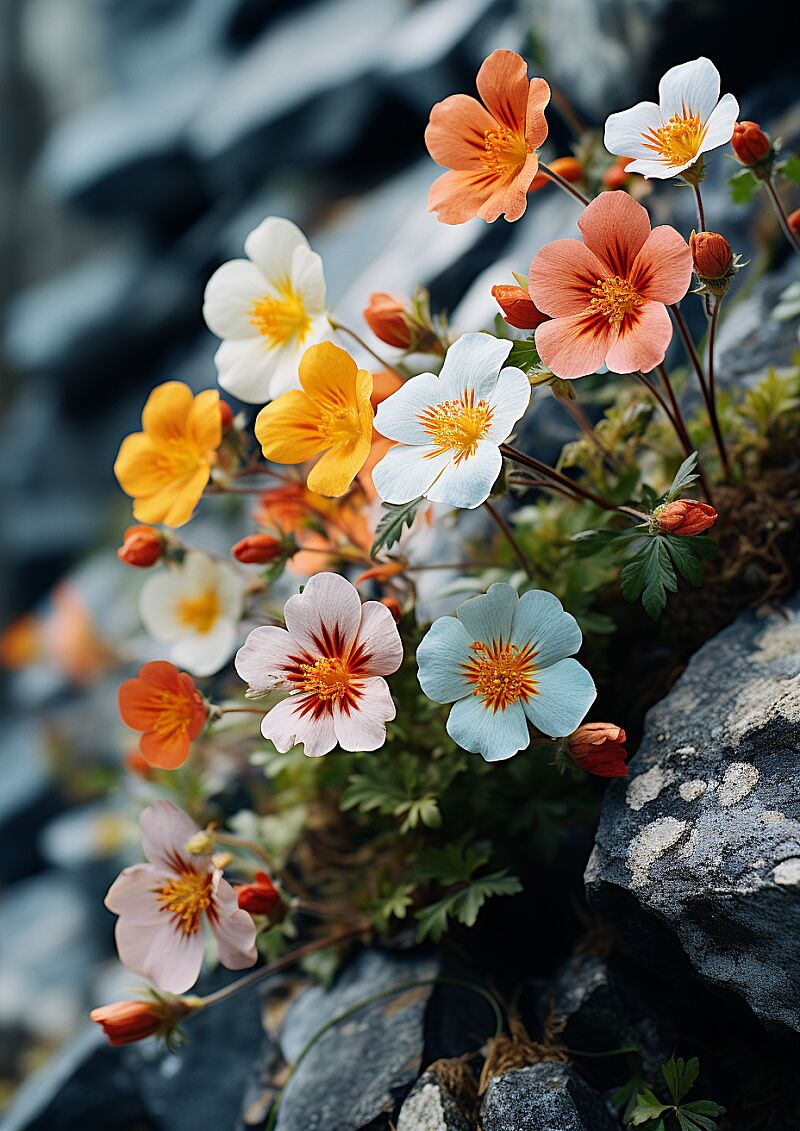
[
  {"left": 125, "top": 749, "right": 155, "bottom": 779},
  {"left": 732, "top": 121, "right": 771, "bottom": 166},
  {"left": 529, "top": 155, "right": 585, "bottom": 194},
  {"left": 90, "top": 1000, "right": 166, "bottom": 1046},
  {"left": 232, "top": 534, "right": 284, "bottom": 564},
  {"left": 603, "top": 157, "right": 629, "bottom": 189},
  {"left": 235, "top": 871, "right": 281, "bottom": 917},
  {"left": 117, "top": 525, "right": 163, "bottom": 568},
  {"left": 491, "top": 284, "right": 548, "bottom": 330},
  {"left": 363, "top": 292, "right": 415, "bottom": 350},
  {"left": 219, "top": 400, "right": 235, "bottom": 430},
  {"left": 569, "top": 723, "right": 628, "bottom": 778},
  {"left": 789, "top": 209, "right": 800, "bottom": 237},
  {"left": 185, "top": 830, "right": 216, "bottom": 855},
  {"left": 654, "top": 499, "right": 718, "bottom": 536},
  {"left": 690, "top": 231, "right": 733, "bottom": 281},
  {"left": 380, "top": 597, "right": 402, "bottom": 622}
]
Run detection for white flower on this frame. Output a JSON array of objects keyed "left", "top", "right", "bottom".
[
  {"left": 371, "top": 333, "right": 530, "bottom": 510},
  {"left": 203, "top": 217, "right": 329, "bottom": 404},
  {"left": 604, "top": 57, "right": 739, "bottom": 180},
  {"left": 139, "top": 551, "right": 245, "bottom": 677}
]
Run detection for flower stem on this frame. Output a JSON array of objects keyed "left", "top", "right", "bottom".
[
  {"left": 538, "top": 162, "right": 591, "bottom": 207},
  {"left": 214, "top": 832, "right": 276, "bottom": 870},
  {"left": 483, "top": 499, "right": 533, "bottom": 578},
  {"left": 328, "top": 318, "right": 406, "bottom": 376},
  {"left": 500, "top": 444, "right": 617, "bottom": 511},
  {"left": 691, "top": 181, "right": 706, "bottom": 231},
  {"left": 764, "top": 178, "right": 800, "bottom": 254},
  {"left": 219, "top": 706, "right": 266, "bottom": 716},
  {"left": 557, "top": 395, "right": 621, "bottom": 470},
  {"left": 705, "top": 298, "right": 732, "bottom": 481}
]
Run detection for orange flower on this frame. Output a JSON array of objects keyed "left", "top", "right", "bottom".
[
  {"left": 231, "top": 534, "right": 284, "bottom": 564},
  {"left": 654, "top": 499, "right": 718, "bottom": 536},
  {"left": 491, "top": 284, "right": 549, "bottom": 329},
  {"left": 118, "top": 524, "right": 163, "bottom": 568},
  {"left": 90, "top": 1000, "right": 166, "bottom": 1046},
  {"left": 46, "top": 583, "right": 112, "bottom": 686},
  {"left": 235, "top": 871, "right": 281, "bottom": 917},
  {"left": 569, "top": 723, "right": 628, "bottom": 777},
  {"left": 114, "top": 382, "right": 221, "bottom": 528},
  {"left": 118, "top": 660, "right": 207, "bottom": 770},
  {"left": 364, "top": 293, "right": 415, "bottom": 349},
  {"left": 425, "top": 49, "right": 550, "bottom": 224}
]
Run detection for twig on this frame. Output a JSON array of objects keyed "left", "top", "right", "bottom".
[
  {"left": 538, "top": 162, "right": 591, "bottom": 207},
  {"left": 765, "top": 178, "right": 800, "bottom": 255},
  {"left": 483, "top": 499, "right": 533, "bottom": 577},
  {"left": 328, "top": 318, "right": 406, "bottom": 376}
]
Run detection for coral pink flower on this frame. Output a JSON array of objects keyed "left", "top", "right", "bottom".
[
  {"left": 235, "top": 573, "right": 403, "bottom": 758},
  {"left": 425, "top": 49, "right": 550, "bottom": 225},
  {"left": 528, "top": 192, "right": 692, "bottom": 379},
  {"left": 104, "top": 800, "right": 257, "bottom": 993}
]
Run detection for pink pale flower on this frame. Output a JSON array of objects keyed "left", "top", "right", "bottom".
[
  {"left": 528, "top": 191, "right": 692, "bottom": 379},
  {"left": 104, "top": 800, "right": 257, "bottom": 993},
  {"left": 235, "top": 572, "right": 403, "bottom": 758}
]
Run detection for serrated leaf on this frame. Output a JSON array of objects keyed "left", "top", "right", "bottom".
[
  {"left": 506, "top": 338, "right": 543, "bottom": 374},
  {"left": 663, "top": 536, "right": 705, "bottom": 586},
  {"left": 628, "top": 1088, "right": 668, "bottom": 1126},
  {"left": 782, "top": 153, "right": 800, "bottom": 185},
  {"left": 663, "top": 1056, "right": 699, "bottom": 1104},
  {"left": 572, "top": 527, "right": 642, "bottom": 558},
  {"left": 620, "top": 537, "right": 676, "bottom": 620},
  {"left": 370, "top": 496, "right": 424, "bottom": 556},
  {"left": 728, "top": 168, "right": 759, "bottom": 204},
  {"left": 666, "top": 453, "right": 699, "bottom": 501}
]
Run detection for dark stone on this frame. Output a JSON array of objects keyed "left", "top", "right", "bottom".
[
  {"left": 480, "top": 1062, "right": 621, "bottom": 1131},
  {"left": 586, "top": 594, "right": 800, "bottom": 1035}
]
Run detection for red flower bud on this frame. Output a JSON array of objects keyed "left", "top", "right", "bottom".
[
  {"left": 655, "top": 499, "right": 718, "bottom": 536},
  {"left": 219, "top": 400, "right": 235, "bottom": 430},
  {"left": 529, "top": 155, "right": 585, "bottom": 194},
  {"left": 363, "top": 292, "right": 414, "bottom": 350},
  {"left": 788, "top": 209, "right": 800, "bottom": 237},
  {"left": 732, "top": 121, "right": 771, "bottom": 166},
  {"left": 90, "top": 1000, "right": 165, "bottom": 1046},
  {"left": 603, "top": 157, "right": 630, "bottom": 189},
  {"left": 569, "top": 723, "right": 628, "bottom": 778},
  {"left": 491, "top": 284, "right": 549, "bottom": 330},
  {"left": 236, "top": 871, "right": 281, "bottom": 917},
  {"left": 380, "top": 597, "right": 402, "bottom": 622},
  {"left": 232, "top": 534, "right": 284, "bottom": 564},
  {"left": 117, "top": 525, "right": 163, "bottom": 568},
  {"left": 690, "top": 231, "right": 733, "bottom": 280}
]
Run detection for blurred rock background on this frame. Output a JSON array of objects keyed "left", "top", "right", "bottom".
[{"left": 0, "top": 0, "right": 798, "bottom": 1120}]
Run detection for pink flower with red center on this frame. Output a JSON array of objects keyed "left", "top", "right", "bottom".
[
  {"left": 528, "top": 191, "right": 693, "bottom": 379},
  {"left": 104, "top": 800, "right": 257, "bottom": 993},
  {"left": 234, "top": 573, "right": 403, "bottom": 758}
]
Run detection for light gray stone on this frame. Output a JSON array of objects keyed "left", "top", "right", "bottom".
[{"left": 396, "top": 1071, "right": 472, "bottom": 1131}]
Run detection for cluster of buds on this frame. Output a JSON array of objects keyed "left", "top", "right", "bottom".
[
  {"left": 731, "top": 120, "right": 774, "bottom": 177},
  {"left": 363, "top": 287, "right": 443, "bottom": 354},
  {"left": 689, "top": 231, "right": 745, "bottom": 298},
  {"left": 91, "top": 992, "right": 201, "bottom": 1047},
  {"left": 117, "top": 524, "right": 164, "bottom": 568},
  {"left": 566, "top": 723, "right": 628, "bottom": 778},
  {"left": 653, "top": 499, "right": 718, "bottom": 536}
]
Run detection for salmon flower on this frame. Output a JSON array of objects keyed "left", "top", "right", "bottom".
[
  {"left": 604, "top": 57, "right": 739, "bottom": 180},
  {"left": 654, "top": 499, "right": 718, "bottom": 535},
  {"left": 114, "top": 382, "right": 221, "bottom": 528},
  {"left": 118, "top": 661, "right": 207, "bottom": 770},
  {"left": 425, "top": 49, "right": 550, "bottom": 224},
  {"left": 203, "top": 217, "right": 328, "bottom": 403},
  {"left": 104, "top": 800, "right": 257, "bottom": 993},
  {"left": 528, "top": 192, "right": 692, "bottom": 379},
  {"left": 254, "top": 342, "right": 374, "bottom": 498},
  {"left": 235, "top": 572, "right": 403, "bottom": 758}
]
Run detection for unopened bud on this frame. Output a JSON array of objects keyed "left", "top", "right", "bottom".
[
  {"left": 185, "top": 830, "right": 216, "bottom": 855},
  {"left": 90, "top": 994, "right": 199, "bottom": 1047},
  {"left": 235, "top": 871, "right": 282, "bottom": 917},
  {"left": 690, "top": 231, "right": 733, "bottom": 281},
  {"left": 219, "top": 400, "right": 235, "bottom": 430},
  {"left": 232, "top": 534, "right": 284, "bottom": 564},
  {"left": 118, "top": 525, "right": 163, "bottom": 568},
  {"left": 530, "top": 155, "right": 585, "bottom": 194},
  {"left": 491, "top": 284, "right": 548, "bottom": 330},
  {"left": 364, "top": 293, "right": 414, "bottom": 350},
  {"left": 654, "top": 499, "right": 718, "bottom": 536},
  {"left": 732, "top": 121, "right": 771, "bottom": 167},
  {"left": 568, "top": 723, "right": 628, "bottom": 778},
  {"left": 380, "top": 597, "right": 402, "bottom": 622},
  {"left": 788, "top": 209, "right": 800, "bottom": 237}
]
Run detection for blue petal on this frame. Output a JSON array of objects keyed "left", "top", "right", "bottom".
[
  {"left": 446, "top": 695, "right": 529, "bottom": 761},
  {"left": 456, "top": 583, "right": 518, "bottom": 646},
  {"left": 523, "top": 658, "right": 596, "bottom": 737},
  {"left": 416, "top": 616, "right": 473, "bottom": 703},
  {"left": 511, "top": 589, "right": 583, "bottom": 668}
]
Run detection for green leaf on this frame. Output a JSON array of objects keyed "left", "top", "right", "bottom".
[
  {"left": 782, "top": 153, "right": 800, "bottom": 185},
  {"left": 370, "top": 496, "right": 425, "bottom": 556},
  {"left": 666, "top": 453, "right": 699, "bottom": 501},
  {"left": 506, "top": 338, "right": 543, "bottom": 374},
  {"left": 663, "top": 1056, "right": 699, "bottom": 1105},
  {"left": 663, "top": 536, "right": 704, "bottom": 586},
  {"left": 728, "top": 168, "right": 759, "bottom": 203},
  {"left": 627, "top": 1088, "right": 668, "bottom": 1126},
  {"left": 572, "top": 527, "right": 643, "bottom": 558},
  {"left": 415, "top": 869, "right": 522, "bottom": 941},
  {"left": 620, "top": 536, "right": 677, "bottom": 620}
]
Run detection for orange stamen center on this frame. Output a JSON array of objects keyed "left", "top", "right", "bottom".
[
  {"left": 150, "top": 690, "right": 197, "bottom": 738},
  {"left": 419, "top": 392, "right": 494, "bottom": 465},
  {"left": 157, "top": 869, "right": 214, "bottom": 935},
  {"left": 177, "top": 587, "right": 221, "bottom": 634},
  {"left": 250, "top": 283, "right": 311, "bottom": 348},
  {"left": 463, "top": 639, "right": 538, "bottom": 712},
  {"left": 589, "top": 276, "right": 643, "bottom": 328},
  {"left": 299, "top": 655, "right": 356, "bottom": 703},
  {"left": 641, "top": 111, "right": 706, "bottom": 167},
  {"left": 481, "top": 126, "right": 528, "bottom": 175}
]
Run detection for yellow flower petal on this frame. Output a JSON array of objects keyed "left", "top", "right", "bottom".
[
  {"left": 298, "top": 341, "right": 358, "bottom": 408},
  {"left": 255, "top": 391, "right": 324, "bottom": 464},
  {"left": 114, "top": 433, "right": 171, "bottom": 497},
  {"left": 307, "top": 434, "right": 372, "bottom": 497},
  {"left": 133, "top": 466, "right": 210, "bottom": 527},
  {"left": 187, "top": 388, "right": 222, "bottom": 453},
  {"left": 141, "top": 381, "right": 194, "bottom": 441}
]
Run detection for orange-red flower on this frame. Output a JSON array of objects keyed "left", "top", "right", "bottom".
[
  {"left": 118, "top": 525, "right": 163, "bottom": 568},
  {"left": 90, "top": 1000, "right": 166, "bottom": 1046},
  {"left": 491, "top": 284, "right": 549, "bottom": 329},
  {"left": 654, "top": 499, "right": 718, "bottom": 536},
  {"left": 569, "top": 723, "right": 628, "bottom": 777},
  {"left": 118, "top": 660, "right": 207, "bottom": 770},
  {"left": 425, "top": 49, "right": 550, "bottom": 224},
  {"left": 231, "top": 534, "right": 284, "bottom": 564},
  {"left": 235, "top": 871, "right": 281, "bottom": 917},
  {"left": 731, "top": 120, "right": 771, "bottom": 166},
  {"left": 364, "top": 293, "right": 415, "bottom": 350},
  {"left": 529, "top": 191, "right": 692, "bottom": 379}
]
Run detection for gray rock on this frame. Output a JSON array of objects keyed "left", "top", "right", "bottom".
[
  {"left": 713, "top": 259, "right": 800, "bottom": 392},
  {"left": 586, "top": 595, "right": 800, "bottom": 1034},
  {"left": 0, "top": 721, "right": 60, "bottom": 885},
  {"left": 396, "top": 1070, "right": 472, "bottom": 1131},
  {"left": 481, "top": 1063, "right": 620, "bottom": 1131},
  {"left": 276, "top": 948, "right": 439, "bottom": 1131}
]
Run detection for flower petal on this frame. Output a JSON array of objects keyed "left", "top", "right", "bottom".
[
  {"left": 373, "top": 372, "right": 447, "bottom": 445},
  {"left": 439, "top": 332, "right": 512, "bottom": 402},
  {"left": 283, "top": 572, "right": 363, "bottom": 657},
  {"left": 333, "top": 677, "right": 395, "bottom": 751},
  {"left": 244, "top": 216, "right": 308, "bottom": 282},
  {"left": 235, "top": 625, "right": 295, "bottom": 692},
  {"left": 114, "top": 433, "right": 171, "bottom": 498},
  {"left": 698, "top": 92, "right": 739, "bottom": 155},
  {"left": 456, "top": 583, "right": 518, "bottom": 646},
  {"left": 255, "top": 391, "right": 323, "bottom": 463},
  {"left": 447, "top": 694, "right": 529, "bottom": 761},
  {"left": 139, "top": 571, "right": 187, "bottom": 642},
  {"left": 523, "top": 657, "right": 596, "bottom": 737},
  {"left": 604, "top": 300, "right": 673, "bottom": 375},
  {"left": 261, "top": 694, "right": 337, "bottom": 757},
  {"left": 485, "top": 366, "right": 531, "bottom": 441},
  {"left": 475, "top": 49, "right": 529, "bottom": 131},
  {"left": 214, "top": 336, "right": 285, "bottom": 404},
  {"left": 202, "top": 259, "right": 265, "bottom": 339},
  {"left": 528, "top": 239, "right": 608, "bottom": 317},
  {"left": 139, "top": 799, "right": 200, "bottom": 870},
  {"left": 211, "top": 875, "right": 258, "bottom": 970},
  {"left": 577, "top": 191, "right": 651, "bottom": 277},
  {"left": 603, "top": 101, "right": 662, "bottom": 161},
  {"left": 371, "top": 442, "right": 451, "bottom": 504},
  {"left": 132, "top": 466, "right": 209, "bottom": 528},
  {"left": 141, "top": 382, "right": 193, "bottom": 442},
  {"left": 308, "top": 435, "right": 372, "bottom": 498},
  {"left": 356, "top": 602, "right": 404, "bottom": 677},
  {"left": 658, "top": 57, "right": 720, "bottom": 122},
  {"left": 425, "top": 93, "right": 497, "bottom": 171},
  {"left": 291, "top": 244, "right": 326, "bottom": 314},
  {"left": 511, "top": 589, "right": 583, "bottom": 667},
  {"left": 171, "top": 619, "right": 238, "bottom": 677},
  {"left": 525, "top": 77, "right": 551, "bottom": 150},
  {"left": 187, "top": 389, "right": 222, "bottom": 454},
  {"left": 425, "top": 438, "right": 501, "bottom": 509},
  {"left": 630, "top": 226, "right": 692, "bottom": 304},
  {"left": 417, "top": 615, "right": 474, "bottom": 704},
  {"left": 535, "top": 311, "right": 615, "bottom": 380},
  {"left": 427, "top": 168, "right": 496, "bottom": 225}
]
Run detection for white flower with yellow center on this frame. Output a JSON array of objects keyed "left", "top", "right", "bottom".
[
  {"left": 371, "top": 333, "right": 530, "bottom": 510},
  {"left": 203, "top": 217, "right": 328, "bottom": 404},
  {"left": 139, "top": 551, "right": 245, "bottom": 677},
  {"left": 604, "top": 57, "right": 739, "bottom": 180}
]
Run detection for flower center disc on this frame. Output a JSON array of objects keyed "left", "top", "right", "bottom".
[
  {"left": 589, "top": 275, "right": 643, "bottom": 329},
  {"left": 151, "top": 690, "right": 197, "bottom": 738},
  {"left": 464, "top": 639, "right": 538, "bottom": 712},
  {"left": 250, "top": 285, "right": 311, "bottom": 347},
  {"left": 419, "top": 392, "right": 494, "bottom": 465},
  {"left": 300, "top": 655, "right": 354, "bottom": 703},
  {"left": 481, "top": 127, "right": 528, "bottom": 176},
  {"left": 157, "top": 869, "right": 214, "bottom": 934},
  {"left": 156, "top": 437, "right": 205, "bottom": 479},
  {"left": 177, "top": 587, "right": 221, "bottom": 634},
  {"left": 642, "top": 111, "right": 706, "bottom": 167}
]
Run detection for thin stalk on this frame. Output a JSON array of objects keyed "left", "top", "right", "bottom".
[
  {"left": 328, "top": 318, "right": 405, "bottom": 376},
  {"left": 484, "top": 499, "right": 533, "bottom": 577},
  {"left": 765, "top": 178, "right": 800, "bottom": 255},
  {"left": 214, "top": 832, "right": 276, "bottom": 871},
  {"left": 691, "top": 181, "right": 706, "bottom": 231},
  {"left": 538, "top": 161, "right": 591, "bottom": 207},
  {"left": 500, "top": 444, "right": 617, "bottom": 511},
  {"left": 557, "top": 395, "right": 620, "bottom": 469},
  {"left": 219, "top": 706, "right": 267, "bottom": 717},
  {"left": 705, "top": 298, "right": 732, "bottom": 481}
]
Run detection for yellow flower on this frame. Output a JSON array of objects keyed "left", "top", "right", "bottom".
[
  {"left": 114, "top": 382, "right": 221, "bottom": 527},
  {"left": 254, "top": 342, "right": 373, "bottom": 497}
]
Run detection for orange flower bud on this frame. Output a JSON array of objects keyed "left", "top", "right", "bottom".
[
  {"left": 654, "top": 499, "right": 718, "bottom": 536},
  {"left": 529, "top": 156, "right": 584, "bottom": 194},
  {"left": 491, "top": 284, "right": 549, "bottom": 330},
  {"left": 117, "top": 525, "right": 163, "bottom": 568},
  {"left": 232, "top": 534, "right": 284, "bottom": 564},
  {"left": 732, "top": 121, "right": 771, "bottom": 166},
  {"left": 569, "top": 723, "right": 628, "bottom": 777},
  {"left": 690, "top": 231, "right": 733, "bottom": 280},
  {"left": 235, "top": 871, "right": 281, "bottom": 916},
  {"left": 90, "top": 1000, "right": 165, "bottom": 1046},
  {"left": 364, "top": 292, "right": 415, "bottom": 350},
  {"left": 124, "top": 748, "right": 155, "bottom": 780},
  {"left": 380, "top": 597, "right": 402, "bottom": 622},
  {"left": 219, "top": 400, "right": 235, "bottom": 430},
  {"left": 603, "top": 157, "right": 630, "bottom": 190},
  {"left": 789, "top": 209, "right": 800, "bottom": 237}
]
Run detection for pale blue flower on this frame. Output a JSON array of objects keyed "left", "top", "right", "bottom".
[{"left": 417, "top": 583, "right": 596, "bottom": 761}]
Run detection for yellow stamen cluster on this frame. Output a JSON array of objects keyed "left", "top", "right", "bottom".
[
  {"left": 157, "top": 870, "right": 214, "bottom": 935},
  {"left": 642, "top": 111, "right": 706, "bottom": 167},
  {"left": 177, "top": 587, "right": 221, "bottom": 634},
  {"left": 589, "top": 276, "right": 643, "bottom": 329},
  {"left": 300, "top": 656, "right": 353, "bottom": 702},
  {"left": 481, "top": 126, "right": 528, "bottom": 175},
  {"left": 250, "top": 284, "right": 311, "bottom": 348},
  {"left": 317, "top": 403, "right": 361, "bottom": 447},
  {"left": 464, "top": 639, "right": 538, "bottom": 712},
  {"left": 153, "top": 437, "right": 207, "bottom": 480},
  {"left": 419, "top": 392, "right": 494, "bottom": 465}
]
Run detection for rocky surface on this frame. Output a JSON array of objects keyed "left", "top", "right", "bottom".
[
  {"left": 586, "top": 594, "right": 800, "bottom": 1035},
  {"left": 396, "top": 1069, "right": 473, "bottom": 1131},
  {"left": 481, "top": 1063, "right": 621, "bottom": 1131}
]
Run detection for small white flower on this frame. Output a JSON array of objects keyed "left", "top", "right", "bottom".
[
  {"left": 371, "top": 333, "right": 531, "bottom": 510},
  {"left": 139, "top": 551, "right": 245, "bottom": 677},
  {"left": 203, "top": 216, "right": 329, "bottom": 404},
  {"left": 604, "top": 57, "right": 739, "bottom": 180}
]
